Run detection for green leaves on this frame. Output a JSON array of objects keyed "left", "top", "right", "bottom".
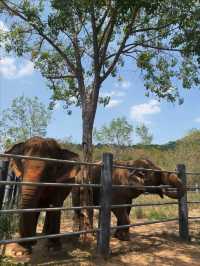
[
  {"left": 94, "top": 117, "right": 133, "bottom": 146},
  {"left": 0, "top": 96, "right": 51, "bottom": 149},
  {"left": 136, "top": 124, "right": 153, "bottom": 145}
]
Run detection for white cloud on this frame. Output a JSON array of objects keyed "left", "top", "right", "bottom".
[
  {"left": 101, "top": 90, "right": 125, "bottom": 98},
  {"left": 0, "top": 57, "right": 34, "bottom": 79},
  {"left": 130, "top": 99, "right": 161, "bottom": 123},
  {"left": 106, "top": 99, "right": 122, "bottom": 108},
  {"left": 194, "top": 117, "right": 200, "bottom": 123},
  {"left": 114, "top": 79, "right": 131, "bottom": 89},
  {"left": 0, "top": 21, "right": 8, "bottom": 32},
  {"left": 54, "top": 102, "right": 61, "bottom": 110},
  {"left": 121, "top": 80, "right": 131, "bottom": 89}
]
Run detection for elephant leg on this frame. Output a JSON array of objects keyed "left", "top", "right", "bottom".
[
  {"left": 72, "top": 187, "right": 84, "bottom": 232},
  {"left": 10, "top": 211, "right": 40, "bottom": 257},
  {"left": 112, "top": 208, "right": 130, "bottom": 241},
  {"left": 127, "top": 198, "right": 132, "bottom": 216},
  {"left": 43, "top": 188, "right": 71, "bottom": 251},
  {"left": 43, "top": 210, "right": 62, "bottom": 251}
]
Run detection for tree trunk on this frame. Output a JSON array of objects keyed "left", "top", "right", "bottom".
[
  {"left": 73, "top": 92, "right": 97, "bottom": 238},
  {"left": 81, "top": 115, "right": 94, "bottom": 232}
]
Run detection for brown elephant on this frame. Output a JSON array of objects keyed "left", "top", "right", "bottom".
[
  {"left": 72, "top": 162, "right": 145, "bottom": 241},
  {"left": 72, "top": 158, "right": 185, "bottom": 241},
  {"left": 5, "top": 136, "right": 80, "bottom": 257}
]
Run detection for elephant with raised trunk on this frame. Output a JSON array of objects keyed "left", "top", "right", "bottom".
[
  {"left": 73, "top": 158, "right": 185, "bottom": 241},
  {"left": 4, "top": 136, "right": 80, "bottom": 257}
]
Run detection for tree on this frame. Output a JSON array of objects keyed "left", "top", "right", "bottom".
[
  {"left": 0, "top": 96, "right": 51, "bottom": 150},
  {"left": 1, "top": 0, "right": 199, "bottom": 230},
  {"left": 136, "top": 124, "right": 153, "bottom": 145},
  {"left": 94, "top": 117, "right": 133, "bottom": 146}
]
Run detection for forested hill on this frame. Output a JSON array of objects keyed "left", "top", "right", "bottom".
[{"left": 61, "top": 130, "right": 200, "bottom": 184}]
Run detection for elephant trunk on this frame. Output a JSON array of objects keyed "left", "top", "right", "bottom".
[
  {"left": 19, "top": 161, "right": 45, "bottom": 242},
  {"left": 20, "top": 161, "right": 45, "bottom": 208},
  {"left": 162, "top": 173, "right": 186, "bottom": 199}
]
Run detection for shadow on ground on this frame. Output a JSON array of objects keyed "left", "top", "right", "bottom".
[{"left": 1, "top": 221, "right": 200, "bottom": 266}]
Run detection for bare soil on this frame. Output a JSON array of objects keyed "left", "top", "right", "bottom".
[{"left": 2, "top": 219, "right": 200, "bottom": 266}]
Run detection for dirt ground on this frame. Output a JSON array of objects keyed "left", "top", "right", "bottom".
[{"left": 2, "top": 220, "right": 200, "bottom": 266}]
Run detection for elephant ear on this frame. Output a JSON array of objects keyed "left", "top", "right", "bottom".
[
  {"left": 60, "top": 149, "right": 79, "bottom": 161},
  {"left": 5, "top": 142, "right": 25, "bottom": 178},
  {"left": 57, "top": 149, "right": 80, "bottom": 183},
  {"left": 5, "top": 142, "right": 25, "bottom": 155}
]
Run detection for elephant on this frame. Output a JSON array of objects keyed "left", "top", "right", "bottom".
[
  {"left": 72, "top": 158, "right": 185, "bottom": 241},
  {"left": 72, "top": 162, "right": 145, "bottom": 241},
  {"left": 4, "top": 136, "right": 80, "bottom": 257}
]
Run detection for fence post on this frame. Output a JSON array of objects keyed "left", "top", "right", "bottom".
[
  {"left": 97, "top": 153, "right": 113, "bottom": 259},
  {"left": 177, "top": 164, "right": 189, "bottom": 241},
  {"left": 0, "top": 160, "right": 9, "bottom": 209}
]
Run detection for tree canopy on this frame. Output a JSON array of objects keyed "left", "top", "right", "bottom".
[
  {"left": 136, "top": 123, "right": 153, "bottom": 145},
  {"left": 0, "top": 95, "right": 51, "bottom": 150},
  {"left": 94, "top": 117, "right": 133, "bottom": 146},
  {"left": 1, "top": 1, "right": 199, "bottom": 108}
]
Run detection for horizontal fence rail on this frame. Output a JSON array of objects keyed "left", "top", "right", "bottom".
[
  {"left": 0, "top": 180, "right": 102, "bottom": 188},
  {"left": 0, "top": 180, "right": 179, "bottom": 190},
  {"left": 1, "top": 152, "right": 200, "bottom": 175},
  {"left": 0, "top": 228, "right": 100, "bottom": 245},
  {"left": 0, "top": 153, "right": 102, "bottom": 167},
  {"left": 0, "top": 205, "right": 101, "bottom": 214},
  {"left": 111, "top": 218, "right": 179, "bottom": 230},
  {"left": 113, "top": 163, "right": 178, "bottom": 174}
]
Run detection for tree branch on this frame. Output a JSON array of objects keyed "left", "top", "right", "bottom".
[
  {"left": 70, "top": 15, "right": 85, "bottom": 100},
  {"left": 1, "top": 0, "right": 77, "bottom": 74},
  {"left": 44, "top": 74, "right": 76, "bottom": 79},
  {"left": 99, "top": 7, "right": 117, "bottom": 68},
  {"left": 101, "top": 7, "right": 139, "bottom": 82},
  {"left": 96, "top": 0, "right": 111, "bottom": 33}
]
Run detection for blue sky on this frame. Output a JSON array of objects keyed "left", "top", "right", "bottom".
[{"left": 0, "top": 22, "right": 200, "bottom": 145}]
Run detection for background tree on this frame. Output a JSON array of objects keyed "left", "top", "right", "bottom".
[
  {"left": 1, "top": 0, "right": 199, "bottom": 230},
  {"left": 136, "top": 124, "right": 153, "bottom": 145},
  {"left": 0, "top": 95, "right": 51, "bottom": 150},
  {"left": 94, "top": 117, "right": 133, "bottom": 146},
  {"left": 94, "top": 117, "right": 133, "bottom": 158}
]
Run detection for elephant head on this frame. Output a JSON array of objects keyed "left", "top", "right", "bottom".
[
  {"left": 125, "top": 159, "right": 185, "bottom": 199},
  {"left": 5, "top": 137, "right": 79, "bottom": 208}
]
